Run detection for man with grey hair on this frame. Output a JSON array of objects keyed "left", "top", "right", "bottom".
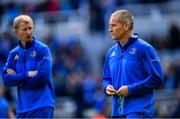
[
  {"left": 2, "top": 15, "right": 55, "bottom": 118},
  {"left": 102, "top": 9, "right": 164, "bottom": 118}
]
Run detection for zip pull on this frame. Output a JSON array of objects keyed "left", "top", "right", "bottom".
[{"left": 121, "top": 49, "right": 124, "bottom": 58}]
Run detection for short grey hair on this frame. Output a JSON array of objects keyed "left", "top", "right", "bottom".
[{"left": 113, "top": 10, "right": 134, "bottom": 30}]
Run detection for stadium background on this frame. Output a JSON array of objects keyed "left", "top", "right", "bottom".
[{"left": 0, "top": 0, "right": 179, "bottom": 118}]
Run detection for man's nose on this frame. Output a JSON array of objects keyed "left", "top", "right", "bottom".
[
  {"left": 109, "top": 27, "right": 112, "bottom": 32},
  {"left": 27, "top": 29, "right": 31, "bottom": 34}
]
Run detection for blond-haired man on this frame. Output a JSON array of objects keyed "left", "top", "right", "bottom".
[{"left": 2, "top": 15, "right": 55, "bottom": 118}]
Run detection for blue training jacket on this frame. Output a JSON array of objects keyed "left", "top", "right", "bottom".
[
  {"left": 2, "top": 38, "right": 55, "bottom": 113},
  {"left": 102, "top": 34, "right": 163, "bottom": 117}
]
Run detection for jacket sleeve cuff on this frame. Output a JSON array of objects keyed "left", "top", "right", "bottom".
[
  {"left": 128, "top": 84, "right": 135, "bottom": 96},
  {"left": 103, "top": 84, "right": 107, "bottom": 93},
  {"left": 23, "top": 71, "right": 29, "bottom": 80}
]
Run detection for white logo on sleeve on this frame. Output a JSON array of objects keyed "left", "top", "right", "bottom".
[{"left": 110, "top": 51, "right": 116, "bottom": 57}]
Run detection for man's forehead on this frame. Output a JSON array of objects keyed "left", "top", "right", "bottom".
[
  {"left": 22, "top": 17, "right": 33, "bottom": 23},
  {"left": 18, "top": 20, "right": 33, "bottom": 29},
  {"left": 19, "top": 20, "right": 33, "bottom": 25},
  {"left": 109, "top": 16, "right": 119, "bottom": 23}
]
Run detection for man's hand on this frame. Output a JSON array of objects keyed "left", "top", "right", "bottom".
[
  {"left": 106, "top": 85, "right": 117, "bottom": 96},
  {"left": 7, "top": 68, "right": 16, "bottom": 74},
  {"left": 116, "top": 85, "right": 128, "bottom": 97},
  {"left": 28, "top": 71, "right": 38, "bottom": 77}
]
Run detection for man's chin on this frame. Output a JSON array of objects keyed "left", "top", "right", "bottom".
[
  {"left": 27, "top": 37, "right": 32, "bottom": 40},
  {"left": 112, "top": 37, "right": 118, "bottom": 40}
]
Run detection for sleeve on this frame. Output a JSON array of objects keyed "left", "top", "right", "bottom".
[
  {"left": 2, "top": 51, "right": 28, "bottom": 86},
  {"left": 128, "top": 46, "right": 164, "bottom": 96},
  {"left": 102, "top": 51, "right": 112, "bottom": 95},
  {"left": 21, "top": 46, "right": 52, "bottom": 88}
]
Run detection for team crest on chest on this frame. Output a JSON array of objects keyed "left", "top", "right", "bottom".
[
  {"left": 129, "top": 48, "right": 137, "bottom": 55},
  {"left": 30, "top": 50, "right": 36, "bottom": 57}
]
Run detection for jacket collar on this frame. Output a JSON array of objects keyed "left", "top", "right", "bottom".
[
  {"left": 117, "top": 33, "right": 138, "bottom": 51},
  {"left": 19, "top": 37, "right": 35, "bottom": 49}
]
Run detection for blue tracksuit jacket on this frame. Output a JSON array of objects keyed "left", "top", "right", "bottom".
[
  {"left": 102, "top": 34, "right": 163, "bottom": 117},
  {"left": 2, "top": 38, "right": 55, "bottom": 113}
]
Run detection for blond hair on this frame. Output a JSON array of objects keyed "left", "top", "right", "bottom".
[{"left": 13, "top": 15, "right": 33, "bottom": 29}]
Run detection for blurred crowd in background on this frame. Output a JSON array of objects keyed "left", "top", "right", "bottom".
[{"left": 0, "top": 0, "right": 179, "bottom": 118}]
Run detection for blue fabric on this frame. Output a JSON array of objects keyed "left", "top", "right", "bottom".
[
  {"left": 2, "top": 38, "right": 55, "bottom": 113},
  {"left": 16, "top": 106, "right": 54, "bottom": 118},
  {"left": 112, "top": 112, "right": 151, "bottom": 118},
  {"left": 126, "top": 112, "right": 151, "bottom": 118},
  {"left": 0, "top": 97, "right": 9, "bottom": 118},
  {"left": 102, "top": 34, "right": 164, "bottom": 117}
]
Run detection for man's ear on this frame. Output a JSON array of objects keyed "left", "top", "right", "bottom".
[{"left": 124, "top": 24, "right": 129, "bottom": 31}]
